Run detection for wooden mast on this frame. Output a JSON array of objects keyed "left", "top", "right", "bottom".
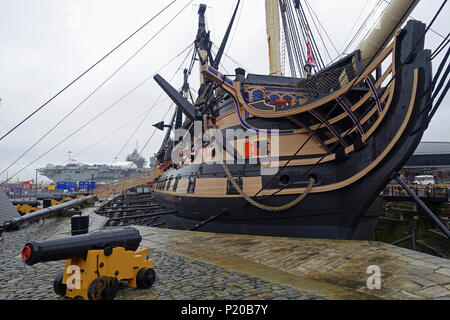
[{"left": 265, "top": 0, "right": 282, "bottom": 76}]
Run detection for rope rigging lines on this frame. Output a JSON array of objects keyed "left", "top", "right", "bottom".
[
  {"left": 340, "top": 0, "right": 387, "bottom": 58},
  {"left": 0, "top": 1, "right": 194, "bottom": 185},
  {"left": 279, "top": 0, "right": 340, "bottom": 77},
  {"left": 255, "top": 0, "right": 449, "bottom": 203},
  {"left": 110, "top": 39, "right": 196, "bottom": 171},
  {"left": 0, "top": 0, "right": 179, "bottom": 143}
]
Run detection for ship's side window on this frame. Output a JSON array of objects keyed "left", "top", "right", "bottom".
[
  {"left": 227, "top": 177, "right": 243, "bottom": 195},
  {"left": 187, "top": 178, "right": 196, "bottom": 194}
]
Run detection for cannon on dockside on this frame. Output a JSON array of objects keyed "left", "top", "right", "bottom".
[{"left": 21, "top": 226, "right": 156, "bottom": 300}]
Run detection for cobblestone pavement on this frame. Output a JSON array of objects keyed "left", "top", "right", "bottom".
[
  {"left": 0, "top": 217, "right": 323, "bottom": 300},
  {"left": 2, "top": 212, "right": 449, "bottom": 300},
  {"left": 0, "top": 218, "right": 66, "bottom": 300},
  {"left": 136, "top": 227, "right": 450, "bottom": 300},
  {"left": 116, "top": 249, "right": 324, "bottom": 300}
]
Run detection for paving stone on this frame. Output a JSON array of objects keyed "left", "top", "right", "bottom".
[
  {"left": 397, "top": 255, "right": 419, "bottom": 264},
  {"left": 404, "top": 266, "right": 435, "bottom": 276},
  {"left": 435, "top": 268, "right": 450, "bottom": 277},
  {"left": 423, "top": 273, "right": 450, "bottom": 285},
  {"left": 409, "top": 260, "right": 440, "bottom": 270},
  {"left": 415, "top": 285, "right": 450, "bottom": 298},
  {"left": 437, "top": 261, "right": 450, "bottom": 269},
  {"left": 3, "top": 209, "right": 450, "bottom": 301},
  {"left": 390, "top": 290, "right": 422, "bottom": 300},
  {"left": 403, "top": 251, "right": 434, "bottom": 260},
  {"left": 401, "top": 274, "right": 436, "bottom": 287}
]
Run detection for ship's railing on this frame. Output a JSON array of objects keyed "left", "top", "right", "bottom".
[
  {"left": 383, "top": 184, "right": 450, "bottom": 202},
  {"left": 94, "top": 169, "right": 161, "bottom": 199}
]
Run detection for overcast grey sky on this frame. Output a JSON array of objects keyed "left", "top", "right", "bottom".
[{"left": 0, "top": 0, "right": 448, "bottom": 183}]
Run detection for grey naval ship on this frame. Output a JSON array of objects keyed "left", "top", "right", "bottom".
[{"left": 38, "top": 149, "right": 148, "bottom": 184}]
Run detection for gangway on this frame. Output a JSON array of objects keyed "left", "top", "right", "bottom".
[{"left": 93, "top": 169, "right": 161, "bottom": 199}]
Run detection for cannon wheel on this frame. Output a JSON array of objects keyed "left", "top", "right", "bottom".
[
  {"left": 136, "top": 268, "right": 156, "bottom": 289},
  {"left": 53, "top": 271, "right": 67, "bottom": 297},
  {"left": 88, "top": 276, "right": 119, "bottom": 300}
]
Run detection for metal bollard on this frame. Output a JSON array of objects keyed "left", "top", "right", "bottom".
[{"left": 71, "top": 215, "right": 89, "bottom": 236}]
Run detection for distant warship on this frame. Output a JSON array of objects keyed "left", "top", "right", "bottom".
[{"left": 38, "top": 149, "right": 148, "bottom": 184}]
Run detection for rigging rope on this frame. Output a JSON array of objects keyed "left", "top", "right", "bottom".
[
  {"left": 53, "top": 45, "right": 192, "bottom": 165},
  {"left": 303, "top": 1, "right": 324, "bottom": 67},
  {"left": 279, "top": 0, "right": 335, "bottom": 75},
  {"left": 0, "top": 8, "right": 194, "bottom": 185},
  {"left": 265, "top": 0, "right": 448, "bottom": 202},
  {"left": 0, "top": 0, "right": 179, "bottom": 143},
  {"left": 221, "top": 159, "right": 315, "bottom": 212},
  {"left": 211, "top": 118, "right": 315, "bottom": 212},
  {"left": 111, "top": 43, "right": 194, "bottom": 166},
  {"left": 72, "top": 111, "right": 149, "bottom": 159},
  {"left": 340, "top": 0, "right": 385, "bottom": 57},
  {"left": 340, "top": 0, "right": 371, "bottom": 55},
  {"left": 282, "top": 0, "right": 307, "bottom": 76},
  {"left": 431, "top": 32, "right": 450, "bottom": 60},
  {"left": 251, "top": 0, "right": 444, "bottom": 202},
  {"left": 0, "top": 3, "right": 194, "bottom": 181},
  {"left": 382, "top": 0, "right": 448, "bottom": 40},
  {"left": 304, "top": 0, "right": 340, "bottom": 59},
  {"left": 115, "top": 35, "right": 198, "bottom": 171}
]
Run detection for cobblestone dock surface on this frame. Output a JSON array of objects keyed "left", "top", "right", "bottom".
[
  {"left": 116, "top": 250, "right": 323, "bottom": 300},
  {"left": 1, "top": 209, "right": 450, "bottom": 300},
  {"left": 135, "top": 226, "right": 450, "bottom": 300},
  {"left": 0, "top": 218, "right": 66, "bottom": 300},
  {"left": 0, "top": 217, "right": 322, "bottom": 300}
]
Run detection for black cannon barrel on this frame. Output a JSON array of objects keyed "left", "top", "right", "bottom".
[
  {"left": 12, "top": 200, "right": 40, "bottom": 206},
  {"left": 21, "top": 227, "right": 142, "bottom": 266}
]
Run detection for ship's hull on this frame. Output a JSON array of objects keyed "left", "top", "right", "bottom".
[
  {"left": 151, "top": 20, "right": 432, "bottom": 240},
  {"left": 154, "top": 191, "right": 383, "bottom": 239}
]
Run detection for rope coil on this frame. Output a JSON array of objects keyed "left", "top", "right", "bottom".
[{"left": 220, "top": 160, "right": 314, "bottom": 212}]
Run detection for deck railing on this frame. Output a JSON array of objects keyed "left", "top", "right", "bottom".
[{"left": 383, "top": 184, "right": 450, "bottom": 202}]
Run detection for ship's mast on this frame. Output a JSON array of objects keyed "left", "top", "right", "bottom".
[
  {"left": 265, "top": 0, "right": 282, "bottom": 76},
  {"left": 195, "top": 4, "right": 211, "bottom": 85},
  {"left": 358, "top": 0, "right": 420, "bottom": 68}
]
